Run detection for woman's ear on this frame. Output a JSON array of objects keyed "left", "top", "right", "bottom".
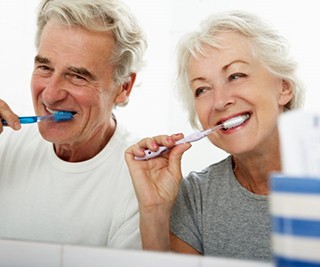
[
  {"left": 115, "top": 73, "right": 137, "bottom": 105},
  {"left": 278, "top": 79, "right": 293, "bottom": 106}
]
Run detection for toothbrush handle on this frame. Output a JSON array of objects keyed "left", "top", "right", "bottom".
[
  {"left": 1, "top": 116, "right": 38, "bottom": 125},
  {"left": 176, "top": 131, "right": 207, "bottom": 144},
  {"left": 134, "top": 146, "right": 169, "bottom": 161},
  {"left": 134, "top": 131, "right": 209, "bottom": 161}
]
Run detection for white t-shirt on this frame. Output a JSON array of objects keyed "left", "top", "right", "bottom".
[{"left": 0, "top": 121, "right": 141, "bottom": 249}]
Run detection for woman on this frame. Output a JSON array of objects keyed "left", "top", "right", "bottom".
[{"left": 125, "top": 10, "right": 304, "bottom": 261}]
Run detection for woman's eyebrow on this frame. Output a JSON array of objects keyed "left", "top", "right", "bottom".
[{"left": 223, "top": 60, "right": 249, "bottom": 71}]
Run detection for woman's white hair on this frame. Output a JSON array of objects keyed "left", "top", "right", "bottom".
[{"left": 175, "top": 10, "right": 304, "bottom": 129}]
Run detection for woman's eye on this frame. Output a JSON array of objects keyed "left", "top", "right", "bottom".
[
  {"left": 194, "top": 87, "right": 208, "bottom": 98},
  {"left": 228, "top": 73, "right": 247, "bottom": 81}
]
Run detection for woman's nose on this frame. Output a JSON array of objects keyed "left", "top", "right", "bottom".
[{"left": 212, "top": 86, "right": 235, "bottom": 111}]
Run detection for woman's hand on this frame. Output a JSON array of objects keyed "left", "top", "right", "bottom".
[{"left": 125, "top": 133, "right": 191, "bottom": 209}]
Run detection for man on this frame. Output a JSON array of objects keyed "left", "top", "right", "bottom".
[{"left": 0, "top": 0, "right": 147, "bottom": 249}]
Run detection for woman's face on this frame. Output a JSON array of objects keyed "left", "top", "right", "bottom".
[{"left": 188, "top": 32, "right": 293, "bottom": 156}]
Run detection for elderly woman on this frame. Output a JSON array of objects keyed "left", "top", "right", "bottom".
[{"left": 125, "top": 10, "right": 304, "bottom": 261}]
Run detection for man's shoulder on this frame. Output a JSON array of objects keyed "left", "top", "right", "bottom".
[
  {"left": 112, "top": 121, "right": 140, "bottom": 147},
  {"left": 0, "top": 125, "right": 41, "bottom": 143}
]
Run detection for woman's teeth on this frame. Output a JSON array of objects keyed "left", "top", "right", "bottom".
[{"left": 222, "top": 113, "right": 250, "bottom": 130}]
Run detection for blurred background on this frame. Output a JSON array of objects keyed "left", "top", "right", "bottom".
[{"left": 0, "top": 0, "right": 319, "bottom": 175}]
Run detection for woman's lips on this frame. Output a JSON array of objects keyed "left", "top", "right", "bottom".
[{"left": 217, "top": 112, "right": 250, "bottom": 125}]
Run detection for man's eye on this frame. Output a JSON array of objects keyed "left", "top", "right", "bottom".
[
  {"left": 37, "top": 65, "right": 51, "bottom": 72},
  {"left": 73, "top": 74, "right": 86, "bottom": 80},
  {"left": 67, "top": 74, "right": 89, "bottom": 85},
  {"left": 228, "top": 73, "right": 247, "bottom": 81}
]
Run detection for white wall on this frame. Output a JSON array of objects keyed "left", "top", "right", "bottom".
[{"left": 1, "top": 0, "right": 319, "bottom": 175}]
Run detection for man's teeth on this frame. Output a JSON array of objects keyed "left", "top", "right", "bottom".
[{"left": 47, "top": 108, "right": 57, "bottom": 114}]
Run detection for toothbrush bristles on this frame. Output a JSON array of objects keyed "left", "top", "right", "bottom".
[
  {"left": 53, "top": 111, "right": 74, "bottom": 122},
  {"left": 222, "top": 114, "right": 249, "bottom": 129}
]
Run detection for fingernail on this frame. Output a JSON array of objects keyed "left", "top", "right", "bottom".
[
  {"left": 14, "top": 121, "right": 21, "bottom": 130},
  {"left": 152, "top": 141, "right": 158, "bottom": 149},
  {"left": 167, "top": 137, "right": 174, "bottom": 143}
]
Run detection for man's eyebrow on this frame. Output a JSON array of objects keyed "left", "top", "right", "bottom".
[
  {"left": 34, "top": 55, "right": 97, "bottom": 80},
  {"left": 34, "top": 55, "right": 51, "bottom": 64},
  {"left": 67, "top": 66, "right": 97, "bottom": 81}
]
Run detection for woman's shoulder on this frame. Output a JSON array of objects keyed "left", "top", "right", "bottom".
[{"left": 185, "top": 155, "right": 233, "bottom": 184}]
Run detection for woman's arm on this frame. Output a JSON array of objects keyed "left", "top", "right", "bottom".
[
  {"left": 125, "top": 134, "right": 191, "bottom": 251},
  {"left": 170, "top": 232, "right": 201, "bottom": 254}
]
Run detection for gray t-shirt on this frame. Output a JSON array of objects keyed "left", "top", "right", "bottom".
[{"left": 170, "top": 156, "right": 272, "bottom": 262}]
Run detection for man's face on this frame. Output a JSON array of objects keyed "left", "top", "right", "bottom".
[{"left": 31, "top": 20, "right": 125, "bottom": 149}]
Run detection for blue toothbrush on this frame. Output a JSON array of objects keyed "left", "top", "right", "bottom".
[{"left": 1, "top": 111, "right": 74, "bottom": 125}]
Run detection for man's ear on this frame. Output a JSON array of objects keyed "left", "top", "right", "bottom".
[
  {"left": 278, "top": 79, "right": 293, "bottom": 106},
  {"left": 115, "top": 72, "right": 137, "bottom": 105}
]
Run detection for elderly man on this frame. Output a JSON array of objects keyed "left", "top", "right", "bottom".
[{"left": 0, "top": 0, "right": 146, "bottom": 249}]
